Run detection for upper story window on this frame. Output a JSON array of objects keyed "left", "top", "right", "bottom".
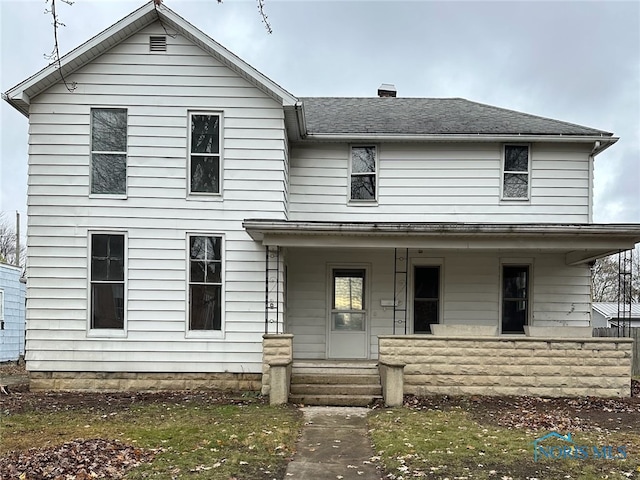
[
  {"left": 90, "top": 233, "right": 125, "bottom": 330},
  {"left": 350, "top": 146, "right": 377, "bottom": 202},
  {"left": 91, "top": 108, "right": 127, "bottom": 195},
  {"left": 188, "top": 235, "right": 223, "bottom": 331},
  {"left": 189, "top": 113, "right": 222, "bottom": 195},
  {"left": 502, "top": 145, "right": 530, "bottom": 200}
]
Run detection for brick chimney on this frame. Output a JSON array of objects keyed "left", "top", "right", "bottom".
[{"left": 377, "top": 83, "right": 397, "bottom": 97}]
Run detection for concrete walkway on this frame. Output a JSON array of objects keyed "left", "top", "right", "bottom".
[{"left": 284, "top": 406, "right": 382, "bottom": 480}]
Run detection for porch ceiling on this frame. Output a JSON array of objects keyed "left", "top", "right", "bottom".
[{"left": 243, "top": 220, "right": 640, "bottom": 265}]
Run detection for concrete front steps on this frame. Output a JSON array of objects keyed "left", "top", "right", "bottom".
[{"left": 289, "top": 361, "right": 382, "bottom": 407}]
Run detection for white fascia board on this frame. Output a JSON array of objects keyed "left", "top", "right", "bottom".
[{"left": 3, "top": 3, "right": 297, "bottom": 117}]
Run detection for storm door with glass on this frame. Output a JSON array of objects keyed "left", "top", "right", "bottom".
[{"left": 328, "top": 268, "right": 368, "bottom": 358}]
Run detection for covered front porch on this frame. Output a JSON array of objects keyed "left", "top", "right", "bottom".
[{"left": 246, "top": 221, "right": 640, "bottom": 402}]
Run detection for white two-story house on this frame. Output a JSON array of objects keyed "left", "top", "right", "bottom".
[{"left": 4, "top": 3, "right": 640, "bottom": 401}]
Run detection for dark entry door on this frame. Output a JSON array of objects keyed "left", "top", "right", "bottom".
[{"left": 413, "top": 266, "right": 439, "bottom": 334}]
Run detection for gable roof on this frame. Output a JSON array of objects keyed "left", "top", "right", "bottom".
[
  {"left": 592, "top": 302, "right": 640, "bottom": 319},
  {"left": 3, "top": 3, "right": 298, "bottom": 117},
  {"left": 300, "top": 97, "right": 613, "bottom": 137}
]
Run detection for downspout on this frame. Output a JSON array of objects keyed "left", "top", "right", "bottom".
[{"left": 588, "top": 141, "right": 600, "bottom": 223}]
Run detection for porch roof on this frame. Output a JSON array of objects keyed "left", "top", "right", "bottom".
[{"left": 243, "top": 220, "right": 640, "bottom": 265}]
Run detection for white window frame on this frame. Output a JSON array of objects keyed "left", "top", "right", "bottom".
[
  {"left": 185, "top": 233, "right": 225, "bottom": 339},
  {"left": 90, "top": 107, "right": 128, "bottom": 198},
  {"left": 87, "top": 231, "right": 127, "bottom": 338},
  {"left": 348, "top": 145, "right": 378, "bottom": 204},
  {"left": 187, "top": 111, "right": 224, "bottom": 198},
  {"left": 501, "top": 144, "right": 531, "bottom": 201},
  {"left": 499, "top": 259, "right": 533, "bottom": 335}
]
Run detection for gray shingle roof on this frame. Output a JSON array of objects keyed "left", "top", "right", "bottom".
[{"left": 299, "top": 97, "right": 612, "bottom": 136}]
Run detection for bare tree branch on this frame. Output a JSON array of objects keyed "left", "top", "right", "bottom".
[
  {"left": 256, "top": 0, "right": 273, "bottom": 34},
  {"left": 0, "top": 213, "right": 26, "bottom": 267},
  {"left": 44, "top": 0, "right": 77, "bottom": 92}
]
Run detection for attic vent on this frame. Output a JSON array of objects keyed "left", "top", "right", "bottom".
[{"left": 149, "top": 36, "right": 167, "bottom": 52}]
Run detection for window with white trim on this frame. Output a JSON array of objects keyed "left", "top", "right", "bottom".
[
  {"left": 501, "top": 265, "right": 529, "bottom": 333},
  {"left": 189, "top": 113, "right": 222, "bottom": 195},
  {"left": 502, "top": 145, "right": 530, "bottom": 199},
  {"left": 91, "top": 108, "right": 127, "bottom": 194},
  {"left": 189, "top": 235, "right": 223, "bottom": 330},
  {"left": 350, "top": 146, "right": 377, "bottom": 201},
  {"left": 90, "top": 234, "right": 125, "bottom": 329}
]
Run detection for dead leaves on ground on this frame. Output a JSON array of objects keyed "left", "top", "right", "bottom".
[{"left": 0, "top": 438, "right": 160, "bottom": 479}]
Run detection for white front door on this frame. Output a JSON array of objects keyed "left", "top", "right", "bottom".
[{"left": 328, "top": 268, "right": 368, "bottom": 358}]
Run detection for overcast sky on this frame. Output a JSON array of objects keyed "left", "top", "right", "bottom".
[{"left": 1, "top": 0, "right": 639, "bottom": 233}]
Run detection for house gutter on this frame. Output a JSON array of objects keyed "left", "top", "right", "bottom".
[{"left": 301, "top": 133, "right": 619, "bottom": 144}]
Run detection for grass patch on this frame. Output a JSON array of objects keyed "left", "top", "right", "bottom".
[
  {"left": 369, "top": 406, "right": 640, "bottom": 480},
  {"left": 1, "top": 398, "right": 302, "bottom": 479}
]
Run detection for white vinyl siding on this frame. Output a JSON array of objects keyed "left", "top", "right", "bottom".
[
  {"left": 24, "top": 23, "right": 287, "bottom": 373},
  {"left": 289, "top": 143, "right": 591, "bottom": 223}
]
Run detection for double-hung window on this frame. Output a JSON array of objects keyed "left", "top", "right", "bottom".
[
  {"left": 350, "top": 146, "right": 377, "bottom": 201},
  {"left": 501, "top": 265, "right": 529, "bottom": 333},
  {"left": 91, "top": 108, "right": 127, "bottom": 195},
  {"left": 189, "top": 235, "right": 223, "bottom": 331},
  {"left": 90, "top": 233, "right": 125, "bottom": 330},
  {"left": 189, "top": 113, "right": 222, "bottom": 195},
  {"left": 502, "top": 145, "right": 530, "bottom": 200}
]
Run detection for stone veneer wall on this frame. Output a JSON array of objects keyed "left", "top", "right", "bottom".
[
  {"left": 29, "top": 372, "right": 262, "bottom": 392},
  {"left": 261, "top": 334, "right": 293, "bottom": 395},
  {"left": 378, "top": 335, "right": 634, "bottom": 398}
]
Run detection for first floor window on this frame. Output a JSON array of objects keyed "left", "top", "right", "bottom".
[
  {"left": 502, "top": 145, "right": 530, "bottom": 199},
  {"left": 91, "top": 108, "right": 127, "bottom": 194},
  {"left": 502, "top": 265, "right": 529, "bottom": 333},
  {"left": 331, "top": 269, "right": 366, "bottom": 331},
  {"left": 350, "top": 146, "right": 377, "bottom": 201},
  {"left": 189, "top": 235, "right": 222, "bottom": 330},
  {"left": 91, "top": 234, "right": 125, "bottom": 329},
  {"left": 190, "top": 113, "right": 221, "bottom": 194},
  {"left": 413, "top": 266, "right": 440, "bottom": 334}
]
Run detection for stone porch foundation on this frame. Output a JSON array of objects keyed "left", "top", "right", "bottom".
[
  {"left": 378, "top": 335, "right": 634, "bottom": 397},
  {"left": 29, "top": 372, "right": 262, "bottom": 392}
]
